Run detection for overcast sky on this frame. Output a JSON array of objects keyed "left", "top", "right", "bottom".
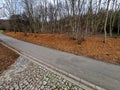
[
  {"left": 0, "top": 0, "right": 120, "bottom": 19},
  {"left": 0, "top": 0, "right": 5, "bottom": 19}
]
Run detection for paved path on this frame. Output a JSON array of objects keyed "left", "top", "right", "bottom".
[
  {"left": 0, "top": 34, "right": 120, "bottom": 90},
  {"left": 0, "top": 56, "right": 83, "bottom": 90}
]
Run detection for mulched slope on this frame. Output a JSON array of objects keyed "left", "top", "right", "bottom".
[
  {"left": 0, "top": 44, "right": 19, "bottom": 74},
  {"left": 5, "top": 32, "right": 120, "bottom": 65}
]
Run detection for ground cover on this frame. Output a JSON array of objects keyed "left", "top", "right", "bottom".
[
  {"left": 0, "top": 44, "right": 19, "bottom": 74},
  {"left": 5, "top": 32, "right": 120, "bottom": 65}
]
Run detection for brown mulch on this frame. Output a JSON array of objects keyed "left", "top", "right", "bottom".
[
  {"left": 5, "top": 32, "right": 120, "bottom": 65},
  {"left": 0, "top": 44, "right": 19, "bottom": 74}
]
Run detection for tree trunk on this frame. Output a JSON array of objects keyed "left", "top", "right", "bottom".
[
  {"left": 118, "top": 25, "right": 120, "bottom": 35},
  {"left": 103, "top": 0, "right": 110, "bottom": 43}
]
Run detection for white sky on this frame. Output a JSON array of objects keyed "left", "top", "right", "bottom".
[
  {"left": 0, "top": 0, "right": 120, "bottom": 19},
  {"left": 0, "top": 0, "right": 5, "bottom": 19}
]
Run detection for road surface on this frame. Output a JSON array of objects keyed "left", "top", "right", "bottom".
[{"left": 0, "top": 34, "right": 120, "bottom": 90}]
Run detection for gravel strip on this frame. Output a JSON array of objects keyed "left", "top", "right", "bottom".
[{"left": 0, "top": 56, "right": 84, "bottom": 90}]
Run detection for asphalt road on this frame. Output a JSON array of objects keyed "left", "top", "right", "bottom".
[{"left": 0, "top": 34, "right": 120, "bottom": 90}]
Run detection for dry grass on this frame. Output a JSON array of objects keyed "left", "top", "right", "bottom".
[
  {"left": 0, "top": 44, "right": 19, "bottom": 74},
  {"left": 5, "top": 32, "right": 120, "bottom": 65}
]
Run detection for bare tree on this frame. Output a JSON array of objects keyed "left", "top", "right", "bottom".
[
  {"left": 3, "top": 0, "right": 120, "bottom": 42},
  {"left": 4, "top": 0, "right": 20, "bottom": 33},
  {"left": 103, "top": 0, "right": 111, "bottom": 43},
  {"left": 117, "top": 3, "right": 120, "bottom": 35},
  {"left": 109, "top": 0, "right": 117, "bottom": 37}
]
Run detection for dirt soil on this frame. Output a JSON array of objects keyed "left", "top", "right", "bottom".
[
  {"left": 0, "top": 44, "right": 19, "bottom": 74},
  {"left": 5, "top": 32, "right": 120, "bottom": 65}
]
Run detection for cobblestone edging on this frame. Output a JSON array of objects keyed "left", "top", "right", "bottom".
[{"left": 0, "top": 56, "right": 85, "bottom": 90}]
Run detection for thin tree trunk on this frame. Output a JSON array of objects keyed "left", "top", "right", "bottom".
[
  {"left": 104, "top": 0, "right": 111, "bottom": 43},
  {"left": 110, "top": 0, "right": 116, "bottom": 37},
  {"left": 118, "top": 25, "right": 120, "bottom": 35}
]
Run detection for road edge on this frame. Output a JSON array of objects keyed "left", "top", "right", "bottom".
[{"left": 0, "top": 41, "right": 106, "bottom": 90}]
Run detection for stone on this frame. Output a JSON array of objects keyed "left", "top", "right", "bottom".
[{"left": 0, "top": 57, "right": 83, "bottom": 90}]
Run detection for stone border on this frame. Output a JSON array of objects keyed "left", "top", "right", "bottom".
[{"left": 0, "top": 41, "right": 106, "bottom": 90}]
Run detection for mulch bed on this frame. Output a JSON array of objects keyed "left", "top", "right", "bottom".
[
  {"left": 5, "top": 32, "right": 120, "bottom": 65},
  {"left": 0, "top": 44, "right": 19, "bottom": 74}
]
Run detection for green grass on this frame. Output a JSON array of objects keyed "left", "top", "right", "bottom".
[
  {"left": 112, "top": 34, "right": 120, "bottom": 38},
  {"left": 0, "top": 30, "right": 4, "bottom": 33},
  {"left": 94, "top": 33, "right": 120, "bottom": 38}
]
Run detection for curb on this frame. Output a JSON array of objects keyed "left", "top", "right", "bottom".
[{"left": 0, "top": 41, "right": 106, "bottom": 90}]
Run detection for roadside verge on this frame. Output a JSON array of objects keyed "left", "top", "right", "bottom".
[{"left": 0, "top": 40, "right": 105, "bottom": 90}]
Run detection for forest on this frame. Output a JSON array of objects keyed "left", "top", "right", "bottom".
[
  {"left": 0, "top": 1, "right": 120, "bottom": 90},
  {"left": 0, "top": 0, "right": 120, "bottom": 44}
]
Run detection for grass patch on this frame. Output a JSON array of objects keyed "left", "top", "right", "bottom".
[{"left": 0, "top": 30, "right": 4, "bottom": 33}]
